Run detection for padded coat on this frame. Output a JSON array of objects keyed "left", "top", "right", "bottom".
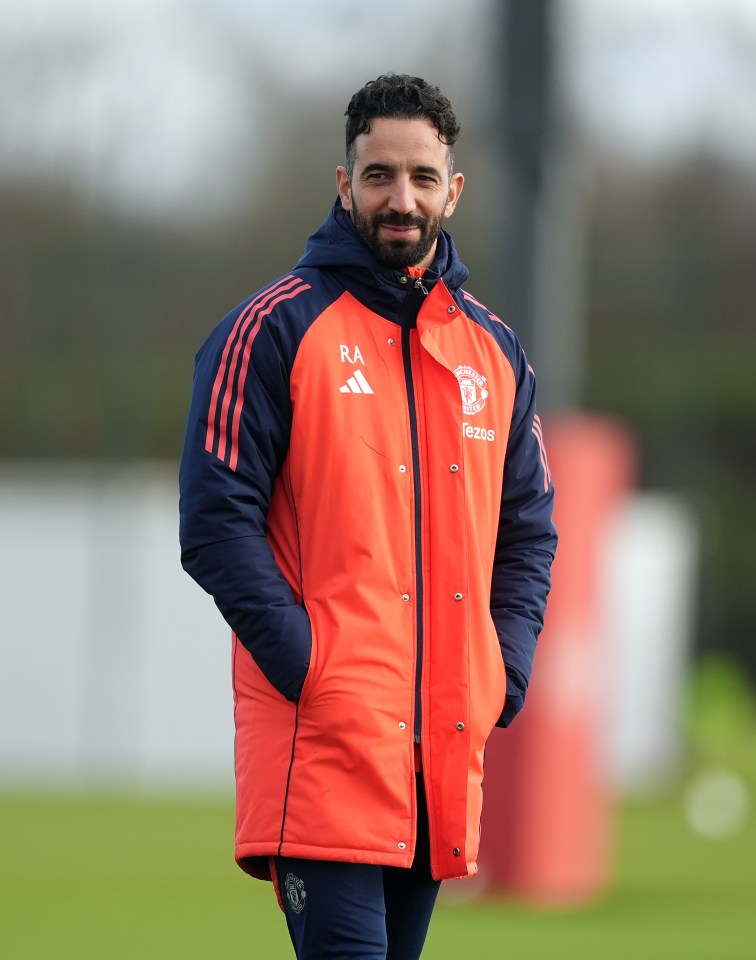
[{"left": 179, "top": 200, "right": 557, "bottom": 882}]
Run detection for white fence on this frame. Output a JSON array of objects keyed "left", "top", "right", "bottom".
[{"left": 0, "top": 462, "right": 233, "bottom": 792}]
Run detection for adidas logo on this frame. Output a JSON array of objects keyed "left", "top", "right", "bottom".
[{"left": 339, "top": 370, "right": 374, "bottom": 394}]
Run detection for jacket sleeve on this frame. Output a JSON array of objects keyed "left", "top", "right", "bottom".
[
  {"left": 178, "top": 298, "right": 311, "bottom": 702},
  {"left": 492, "top": 348, "right": 557, "bottom": 726}
]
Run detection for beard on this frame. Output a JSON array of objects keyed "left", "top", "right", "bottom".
[{"left": 350, "top": 201, "right": 443, "bottom": 270}]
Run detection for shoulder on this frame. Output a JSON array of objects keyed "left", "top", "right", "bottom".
[
  {"left": 198, "top": 269, "right": 339, "bottom": 363},
  {"left": 456, "top": 287, "right": 526, "bottom": 369},
  {"left": 222, "top": 270, "right": 334, "bottom": 337}
]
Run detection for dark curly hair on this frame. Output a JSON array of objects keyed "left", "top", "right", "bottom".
[{"left": 344, "top": 74, "right": 461, "bottom": 177}]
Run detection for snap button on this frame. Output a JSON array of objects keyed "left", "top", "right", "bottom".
[
  {"left": 398, "top": 722, "right": 406, "bottom": 730},
  {"left": 402, "top": 594, "right": 410, "bottom": 602},
  {"left": 450, "top": 464, "right": 459, "bottom": 473},
  {"left": 400, "top": 276, "right": 408, "bottom": 285},
  {"left": 398, "top": 841, "right": 407, "bottom": 849},
  {"left": 388, "top": 337, "right": 395, "bottom": 346},
  {"left": 456, "top": 722, "right": 465, "bottom": 731},
  {"left": 454, "top": 592, "right": 463, "bottom": 601},
  {"left": 453, "top": 847, "right": 461, "bottom": 856},
  {"left": 447, "top": 305, "right": 456, "bottom": 313},
  {"left": 399, "top": 464, "right": 407, "bottom": 473}
]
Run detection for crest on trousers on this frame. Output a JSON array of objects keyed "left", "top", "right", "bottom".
[
  {"left": 285, "top": 873, "right": 307, "bottom": 914},
  {"left": 454, "top": 364, "right": 489, "bottom": 415}
]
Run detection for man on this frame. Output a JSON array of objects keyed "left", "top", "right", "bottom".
[{"left": 179, "top": 74, "right": 556, "bottom": 959}]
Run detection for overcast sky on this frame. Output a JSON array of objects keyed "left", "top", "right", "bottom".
[{"left": 1, "top": 0, "right": 754, "bottom": 219}]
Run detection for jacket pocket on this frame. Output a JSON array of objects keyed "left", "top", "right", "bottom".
[{"left": 295, "top": 610, "right": 317, "bottom": 705}]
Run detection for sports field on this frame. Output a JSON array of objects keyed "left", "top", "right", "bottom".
[{"left": 2, "top": 764, "right": 755, "bottom": 959}]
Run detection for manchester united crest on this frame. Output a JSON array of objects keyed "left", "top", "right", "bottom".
[
  {"left": 454, "top": 365, "right": 489, "bottom": 415},
  {"left": 284, "top": 872, "right": 307, "bottom": 914}
]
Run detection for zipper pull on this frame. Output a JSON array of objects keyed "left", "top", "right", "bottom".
[{"left": 413, "top": 278, "right": 429, "bottom": 296}]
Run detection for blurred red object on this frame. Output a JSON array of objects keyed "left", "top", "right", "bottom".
[{"left": 478, "top": 413, "right": 637, "bottom": 904}]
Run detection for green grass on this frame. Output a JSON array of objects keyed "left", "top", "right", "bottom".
[
  {"left": 0, "top": 794, "right": 290, "bottom": 959},
  {"left": 430, "top": 786, "right": 756, "bottom": 959},
  {"left": 2, "top": 776, "right": 755, "bottom": 960}
]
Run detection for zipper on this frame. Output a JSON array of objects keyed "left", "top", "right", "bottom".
[{"left": 400, "top": 277, "right": 428, "bottom": 747}]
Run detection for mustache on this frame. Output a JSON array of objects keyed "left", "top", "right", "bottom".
[{"left": 373, "top": 213, "right": 427, "bottom": 229}]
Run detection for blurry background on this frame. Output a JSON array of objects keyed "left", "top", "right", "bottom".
[{"left": 1, "top": 0, "right": 755, "bottom": 957}]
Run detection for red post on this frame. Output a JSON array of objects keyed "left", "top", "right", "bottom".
[{"left": 477, "top": 413, "right": 637, "bottom": 904}]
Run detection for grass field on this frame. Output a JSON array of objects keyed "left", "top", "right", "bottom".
[{"left": 2, "top": 766, "right": 755, "bottom": 960}]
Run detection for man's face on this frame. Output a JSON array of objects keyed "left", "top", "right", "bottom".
[{"left": 336, "top": 117, "right": 464, "bottom": 270}]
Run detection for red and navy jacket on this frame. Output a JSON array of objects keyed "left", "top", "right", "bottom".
[{"left": 179, "top": 199, "right": 557, "bottom": 881}]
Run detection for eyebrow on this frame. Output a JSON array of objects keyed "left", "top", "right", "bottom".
[{"left": 360, "top": 162, "right": 444, "bottom": 179}]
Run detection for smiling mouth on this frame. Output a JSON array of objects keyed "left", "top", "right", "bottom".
[{"left": 379, "top": 224, "right": 420, "bottom": 239}]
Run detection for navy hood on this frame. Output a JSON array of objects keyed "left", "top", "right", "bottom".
[{"left": 296, "top": 198, "right": 470, "bottom": 318}]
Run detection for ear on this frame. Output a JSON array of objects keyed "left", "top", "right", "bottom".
[
  {"left": 444, "top": 172, "right": 464, "bottom": 219},
  {"left": 336, "top": 166, "right": 353, "bottom": 212}
]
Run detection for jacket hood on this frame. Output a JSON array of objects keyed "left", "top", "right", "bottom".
[{"left": 296, "top": 198, "right": 470, "bottom": 318}]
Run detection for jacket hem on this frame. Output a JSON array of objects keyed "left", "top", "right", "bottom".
[{"left": 236, "top": 840, "right": 416, "bottom": 875}]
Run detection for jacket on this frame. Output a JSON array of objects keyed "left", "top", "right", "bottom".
[{"left": 179, "top": 199, "right": 557, "bottom": 882}]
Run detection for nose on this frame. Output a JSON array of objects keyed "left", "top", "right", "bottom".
[{"left": 387, "top": 176, "right": 416, "bottom": 215}]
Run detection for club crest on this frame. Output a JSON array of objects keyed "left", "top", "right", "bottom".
[
  {"left": 284, "top": 872, "right": 307, "bottom": 914},
  {"left": 454, "top": 365, "right": 489, "bottom": 415}
]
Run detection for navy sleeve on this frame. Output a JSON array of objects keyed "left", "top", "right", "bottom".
[
  {"left": 178, "top": 282, "right": 312, "bottom": 701},
  {"left": 491, "top": 347, "right": 557, "bottom": 727}
]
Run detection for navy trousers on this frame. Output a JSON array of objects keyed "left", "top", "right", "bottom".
[{"left": 273, "top": 776, "right": 441, "bottom": 959}]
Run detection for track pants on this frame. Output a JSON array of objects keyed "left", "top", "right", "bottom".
[{"left": 272, "top": 776, "right": 441, "bottom": 959}]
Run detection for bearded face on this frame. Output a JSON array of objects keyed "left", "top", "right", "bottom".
[{"left": 336, "top": 117, "right": 464, "bottom": 272}]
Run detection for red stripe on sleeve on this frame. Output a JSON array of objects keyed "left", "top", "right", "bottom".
[
  {"left": 228, "top": 283, "right": 311, "bottom": 471},
  {"left": 204, "top": 276, "right": 300, "bottom": 457},
  {"left": 531, "top": 415, "right": 551, "bottom": 492}
]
